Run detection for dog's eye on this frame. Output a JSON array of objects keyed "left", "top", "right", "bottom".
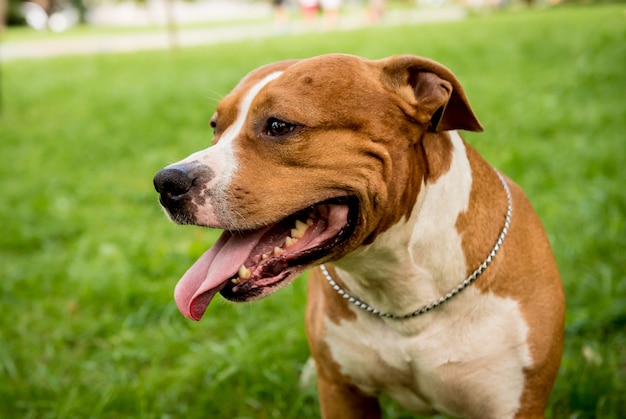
[
  {"left": 265, "top": 118, "right": 296, "bottom": 137},
  {"left": 209, "top": 114, "right": 219, "bottom": 136}
]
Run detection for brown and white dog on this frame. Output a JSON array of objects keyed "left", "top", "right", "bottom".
[{"left": 153, "top": 54, "right": 565, "bottom": 418}]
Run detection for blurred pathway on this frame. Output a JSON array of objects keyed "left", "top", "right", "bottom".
[{"left": 1, "top": 7, "right": 465, "bottom": 61}]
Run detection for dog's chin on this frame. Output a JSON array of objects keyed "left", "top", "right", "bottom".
[
  {"left": 174, "top": 196, "right": 359, "bottom": 320},
  {"left": 219, "top": 266, "right": 305, "bottom": 302}
]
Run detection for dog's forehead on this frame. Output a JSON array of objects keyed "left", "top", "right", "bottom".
[
  {"left": 212, "top": 61, "right": 289, "bottom": 121},
  {"left": 225, "top": 55, "right": 376, "bottom": 102},
  {"left": 274, "top": 54, "right": 379, "bottom": 92},
  {"left": 215, "top": 55, "right": 385, "bottom": 125},
  {"left": 237, "top": 60, "right": 297, "bottom": 90}
]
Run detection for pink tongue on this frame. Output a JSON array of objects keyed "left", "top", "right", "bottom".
[{"left": 174, "top": 228, "right": 269, "bottom": 321}]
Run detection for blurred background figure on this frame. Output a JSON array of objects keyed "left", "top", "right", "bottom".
[
  {"left": 320, "top": 0, "right": 341, "bottom": 30},
  {"left": 15, "top": 0, "right": 79, "bottom": 32},
  {"left": 366, "top": 0, "right": 385, "bottom": 23},
  {"left": 298, "top": 0, "right": 319, "bottom": 28},
  {"left": 273, "top": 0, "right": 290, "bottom": 33}
]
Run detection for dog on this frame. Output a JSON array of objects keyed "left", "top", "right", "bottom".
[{"left": 153, "top": 54, "right": 565, "bottom": 418}]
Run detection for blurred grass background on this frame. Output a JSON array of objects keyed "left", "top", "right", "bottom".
[{"left": 1, "top": 3, "right": 625, "bottom": 418}]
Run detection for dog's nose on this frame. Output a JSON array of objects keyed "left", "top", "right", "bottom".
[{"left": 153, "top": 167, "right": 194, "bottom": 198}]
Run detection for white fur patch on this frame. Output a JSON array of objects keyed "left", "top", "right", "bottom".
[
  {"left": 325, "top": 131, "right": 532, "bottom": 417},
  {"left": 323, "top": 292, "right": 531, "bottom": 418}
]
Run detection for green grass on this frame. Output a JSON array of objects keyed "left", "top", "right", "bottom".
[{"left": 1, "top": 4, "right": 625, "bottom": 418}]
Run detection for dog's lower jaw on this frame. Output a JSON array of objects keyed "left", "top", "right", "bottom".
[{"left": 219, "top": 267, "right": 299, "bottom": 302}]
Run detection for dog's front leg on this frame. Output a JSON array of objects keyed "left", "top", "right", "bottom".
[
  {"left": 317, "top": 374, "right": 381, "bottom": 419},
  {"left": 310, "top": 349, "right": 382, "bottom": 418},
  {"left": 306, "top": 269, "right": 382, "bottom": 418}
]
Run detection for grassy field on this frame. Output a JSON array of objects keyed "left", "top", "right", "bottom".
[{"left": 1, "top": 4, "right": 624, "bottom": 418}]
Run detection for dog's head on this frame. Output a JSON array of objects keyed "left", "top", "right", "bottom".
[{"left": 153, "top": 54, "right": 482, "bottom": 320}]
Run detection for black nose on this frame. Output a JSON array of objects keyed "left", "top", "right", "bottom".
[{"left": 153, "top": 167, "right": 194, "bottom": 198}]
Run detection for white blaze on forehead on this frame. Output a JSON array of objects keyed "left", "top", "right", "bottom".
[
  {"left": 220, "top": 70, "right": 284, "bottom": 147},
  {"left": 174, "top": 70, "right": 284, "bottom": 169},
  {"left": 164, "top": 71, "right": 284, "bottom": 225}
]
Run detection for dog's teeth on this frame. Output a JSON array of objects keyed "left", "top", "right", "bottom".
[
  {"left": 262, "top": 253, "right": 269, "bottom": 260},
  {"left": 231, "top": 277, "right": 241, "bottom": 285},
  {"left": 273, "top": 247, "right": 283, "bottom": 256},
  {"left": 305, "top": 218, "right": 314, "bottom": 226},
  {"left": 291, "top": 219, "right": 308, "bottom": 238},
  {"left": 238, "top": 265, "right": 251, "bottom": 280},
  {"left": 285, "top": 236, "right": 298, "bottom": 247}
]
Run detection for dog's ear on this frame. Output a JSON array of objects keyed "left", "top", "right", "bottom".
[{"left": 379, "top": 55, "right": 483, "bottom": 132}]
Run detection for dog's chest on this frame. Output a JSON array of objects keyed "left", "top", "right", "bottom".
[{"left": 321, "top": 289, "right": 533, "bottom": 418}]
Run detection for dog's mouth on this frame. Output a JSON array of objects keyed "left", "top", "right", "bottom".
[{"left": 174, "top": 197, "right": 359, "bottom": 321}]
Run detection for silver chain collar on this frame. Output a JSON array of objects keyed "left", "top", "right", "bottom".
[{"left": 320, "top": 170, "right": 513, "bottom": 320}]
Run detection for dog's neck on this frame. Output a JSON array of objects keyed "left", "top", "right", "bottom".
[
  {"left": 322, "top": 169, "right": 511, "bottom": 320},
  {"left": 331, "top": 131, "right": 498, "bottom": 321}
]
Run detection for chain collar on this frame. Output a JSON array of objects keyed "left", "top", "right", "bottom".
[{"left": 320, "top": 170, "right": 512, "bottom": 320}]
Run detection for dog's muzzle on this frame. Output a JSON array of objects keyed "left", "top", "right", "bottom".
[{"left": 153, "top": 164, "right": 209, "bottom": 225}]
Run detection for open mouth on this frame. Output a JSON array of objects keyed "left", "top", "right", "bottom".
[{"left": 174, "top": 197, "right": 359, "bottom": 321}]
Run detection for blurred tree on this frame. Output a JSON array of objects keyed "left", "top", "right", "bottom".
[
  {"left": 70, "top": 0, "right": 87, "bottom": 24},
  {"left": 6, "top": 0, "right": 27, "bottom": 25},
  {"left": 163, "top": 0, "right": 179, "bottom": 50},
  {"left": 123, "top": 0, "right": 179, "bottom": 49}
]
